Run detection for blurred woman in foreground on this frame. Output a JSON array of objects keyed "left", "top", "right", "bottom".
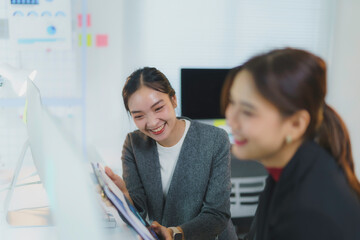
[{"left": 223, "top": 48, "right": 360, "bottom": 240}]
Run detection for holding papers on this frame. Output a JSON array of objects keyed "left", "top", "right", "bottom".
[{"left": 91, "top": 163, "right": 160, "bottom": 240}]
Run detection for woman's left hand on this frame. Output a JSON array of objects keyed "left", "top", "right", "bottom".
[
  {"left": 105, "top": 166, "right": 134, "bottom": 205},
  {"left": 151, "top": 221, "right": 173, "bottom": 240}
]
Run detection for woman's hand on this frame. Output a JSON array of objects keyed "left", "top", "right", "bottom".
[
  {"left": 151, "top": 221, "right": 173, "bottom": 240},
  {"left": 105, "top": 166, "right": 134, "bottom": 205}
]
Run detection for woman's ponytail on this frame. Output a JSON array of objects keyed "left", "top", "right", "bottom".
[{"left": 316, "top": 104, "right": 360, "bottom": 198}]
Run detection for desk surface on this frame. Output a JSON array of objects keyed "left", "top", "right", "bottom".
[
  {"left": 0, "top": 214, "right": 141, "bottom": 240},
  {"left": 0, "top": 168, "right": 140, "bottom": 240}
]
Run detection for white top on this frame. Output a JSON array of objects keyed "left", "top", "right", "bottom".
[{"left": 156, "top": 119, "right": 191, "bottom": 197}]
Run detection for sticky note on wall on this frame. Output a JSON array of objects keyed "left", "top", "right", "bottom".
[
  {"left": 78, "top": 34, "right": 82, "bottom": 46},
  {"left": 78, "top": 34, "right": 98, "bottom": 47},
  {"left": 87, "top": 14, "right": 91, "bottom": 27},
  {"left": 96, "top": 34, "right": 108, "bottom": 47},
  {"left": 78, "top": 14, "right": 91, "bottom": 28},
  {"left": 77, "top": 14, "right": 82, "bottom": 27},
  {"left": 86, "top": 34, "right": 92, "bottom": 46}
]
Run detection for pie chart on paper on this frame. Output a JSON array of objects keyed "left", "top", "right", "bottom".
[{"left": 47, "top": 26, "right": 56, "bottom": 35}]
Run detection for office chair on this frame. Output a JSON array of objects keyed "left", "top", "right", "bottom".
[
  {"left": 230, "top": 175, "right": 266, "bottom": 217},
  {"left": 230, "top": 155, "right": 268, "bottom": 238}
]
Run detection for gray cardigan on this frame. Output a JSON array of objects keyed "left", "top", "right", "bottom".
[{"left": 122, "top": 117, "right": 237, "bottom": 240}]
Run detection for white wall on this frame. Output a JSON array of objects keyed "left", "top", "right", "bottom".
[
  {"left": 328, "top": 0, "right": 360, "bottom": 177},
  {"left": 85, "top": 1, "right": 130, "bottom": 169}
]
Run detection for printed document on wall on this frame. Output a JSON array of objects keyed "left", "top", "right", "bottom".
[{"left": 8, "top": 0, "right": 72, "bottom": 51}]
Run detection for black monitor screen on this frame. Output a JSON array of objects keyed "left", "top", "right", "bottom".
[{"left": 181, "top": 68, "right": 230, "bottom": 119}]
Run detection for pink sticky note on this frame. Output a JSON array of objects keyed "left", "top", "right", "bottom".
[
  {"left": 87, "top": 14, "right": 91, "bottom": 27},
  {"left": 96, "top": 34, "right": 108, "bottom": 47},
  {"left": 78, "top": 14, "right": 82, "bottom": 27}
]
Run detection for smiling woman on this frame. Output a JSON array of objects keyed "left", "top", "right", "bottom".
[
  {"left": 223, "top": 48, "right": 360, "bottom": 240},
  {"left": 106, "top": 67, "right": 238, "bottom": 240},
  {"left": 127, "top": 86, "right": 182, "bottom": 147}
]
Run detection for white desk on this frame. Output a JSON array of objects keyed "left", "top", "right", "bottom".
[
  {"left": 0, "top": 168, "right": 140, "bottom": 240},
  {"left": 0, "top": 213, "right": 141, "bottom": 240}
]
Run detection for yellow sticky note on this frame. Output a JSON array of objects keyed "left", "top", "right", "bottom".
[
  {"left": 87, "top": 34, "right": 92, "bottom": 47},
  {"left": 23, "top": 100, "right": 28, "bottom": 124},
  {"left": 214, "top": 119, "right": 226, "bottom": 127},
  {"left": 78, "top": 34, "right": 82, "bottom": 47}
]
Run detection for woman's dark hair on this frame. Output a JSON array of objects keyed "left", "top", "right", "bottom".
[
  {"left": 122, "top": 67, "right": 175, "bottom": 112},
  {"left": 220, "top": 65, "right": 242, "bottom": 116},
  {"left": 221, "top": 48, "right": 360, "bottom": 197}
]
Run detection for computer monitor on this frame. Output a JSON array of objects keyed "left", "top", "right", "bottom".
[
  {"left": 24, "top": 79, "right": 104, "bottom": 239},
  {"left": 180, "top": 68, "right": 230, "bottom": 119}
]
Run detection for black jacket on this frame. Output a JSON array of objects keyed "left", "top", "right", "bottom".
[{"left": 247, "top": 141, "right": 360, "bottom": 240}]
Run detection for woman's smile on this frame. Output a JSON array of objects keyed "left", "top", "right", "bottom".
[
  {"left": 234, "top": 139, "right": 248, "bottom": 146},
  {"left": 148, "top": 123, "right": 166, "bottom": 135}
]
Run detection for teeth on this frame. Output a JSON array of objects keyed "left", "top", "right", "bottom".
[{"left": 151, "top": 124, "right": 164, "bottom": 133}]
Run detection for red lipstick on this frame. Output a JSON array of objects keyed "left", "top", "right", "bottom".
[{"left": 234, "top": 139, "right": 247, "bottom": 146}]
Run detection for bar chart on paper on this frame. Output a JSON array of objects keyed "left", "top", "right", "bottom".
[{"left": 11, "top": 0, "right": 39, "bottom": 4}]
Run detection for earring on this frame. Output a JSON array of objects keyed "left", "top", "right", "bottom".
[{"left": 285, "top": 135, "right": 292, "bottom": 144}]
